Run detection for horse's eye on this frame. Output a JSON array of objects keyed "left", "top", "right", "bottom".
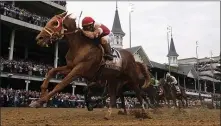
[{"left": 53, "top": 21, "right": 59, "bottom": 27}]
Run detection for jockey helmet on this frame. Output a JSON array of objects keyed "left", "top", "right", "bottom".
[{"left": 82, "top": 17, "right": 95, "bottom": 26}]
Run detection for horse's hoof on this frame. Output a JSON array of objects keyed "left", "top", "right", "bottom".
[{"left": 29, "top": 101, "right": 42, "bottom": 108}]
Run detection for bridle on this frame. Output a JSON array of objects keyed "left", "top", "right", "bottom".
[{"left": 42, "top": 14, "right": 77, "bottom": 44}]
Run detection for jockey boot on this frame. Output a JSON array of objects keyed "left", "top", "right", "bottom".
[{"left": 101, "top": 41, "right": 115, "bottom": 60}]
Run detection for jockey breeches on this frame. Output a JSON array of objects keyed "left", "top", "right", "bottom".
[{"left": 101, "top": 35, "right": 109, "bottom": 44}]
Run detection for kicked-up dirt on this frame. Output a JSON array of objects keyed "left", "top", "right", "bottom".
[{"left": 1, "top": 107, "right": 220, "bottom": 126}]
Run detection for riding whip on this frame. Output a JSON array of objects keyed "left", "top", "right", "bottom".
[{"left": 78, "top": 11, "right": 83, "bottom": 28}]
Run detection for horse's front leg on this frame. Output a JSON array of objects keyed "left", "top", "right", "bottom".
[
  {"left": 104, "top": 81, "right": 116, "bottom": 120},
  {"left": 29, "top": 63, "right": 85, "bottom": 108},
  {"left": 40, "top": 66, "right": 70, "bottom": 98}
]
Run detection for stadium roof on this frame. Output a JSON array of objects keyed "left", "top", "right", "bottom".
[{"left": 125, "top": 46, "right": 153, "bottom": 67}]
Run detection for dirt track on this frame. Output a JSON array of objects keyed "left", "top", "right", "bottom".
[{"left": 1, "top": 107, "right": 220, "bottom": 126}]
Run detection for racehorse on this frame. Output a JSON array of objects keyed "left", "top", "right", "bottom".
[
  {"left": 158, "top": 78, "right": 188, "bottom": 108},
  {"left": 29, "top": 12, "right": 150, "bottom": 119}
]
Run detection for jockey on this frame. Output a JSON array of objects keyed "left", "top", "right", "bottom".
[
  {"left": 81, "top": 16, "right": 115, "bottom": 60},
  {"left": 166, "top": 72, "right": 180, "bottom": 93}
]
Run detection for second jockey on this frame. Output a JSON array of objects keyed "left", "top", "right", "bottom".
[
  {"left": 81, "top": 16, "right": 115, "bottom": 60},
  {"left": 166, "top": 72, "right": 181, "bottom": 94}
]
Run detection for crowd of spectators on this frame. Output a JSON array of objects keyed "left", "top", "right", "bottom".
[
  {"left": 0, "top": 57, "right": 91, "bottom": 82},
  {"left": 0, "top": 1, "right": 49, "bottom": 27},
  {"left": 0, "top": 88, "right": 86, "bottom": 108},
  {"left": 196, "top": 59, "right": 219, "bottom": 71},
  {"left": 0, "top": 87, "right": 143, "bottom": 109},
  {"left": 0, "top": 88, "right": 40, "bottom": 107},
  {"left": 194, "top": 59, "right": 221, "bottom": 81},
  {"left": 0, "top": 87, "right": 138, "bottom": 109},
  {"left": 52, "top": 1, "right": 66, "bottom": 7},
  {"left": 1, "top": 57, "right": 53, "bottom": 77}
]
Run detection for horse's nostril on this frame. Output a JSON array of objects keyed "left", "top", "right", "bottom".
[
  {"left": 36, "top": 36, "right": 43, "bottom": 41},
  {"left": 39, "top": 37, "right": 43, "bottom": 40}
]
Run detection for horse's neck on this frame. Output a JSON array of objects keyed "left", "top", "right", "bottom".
[
  {"left": 65, "top": 30, "right": 84, "bottom": 53},
  {"left": 64, "top": 30, "right": 102, "bottom": 66},
  {"left": 163, "top": 84, "right": 170, "bottom": 91}
]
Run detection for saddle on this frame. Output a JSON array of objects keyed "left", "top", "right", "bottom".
[
  {"left": 96, "top": 37, "right": 122, "bottom": 70},
  {"left": 103, "top": 47, "right": 122, "bottom": 71},
  {"left": 92, "top": 46, "right": 122, "bottom": 82}
]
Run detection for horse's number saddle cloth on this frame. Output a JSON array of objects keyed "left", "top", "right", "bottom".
[{"left": 104, "top": 47, "right": 122, "bottom": 71}]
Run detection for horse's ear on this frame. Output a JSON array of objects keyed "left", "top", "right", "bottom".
[
  {"left": 66, "top": 13, "right": 76, "bottom": 20},
  {"left": 59, "top": 11, "right": 68, "bottom": 18},
  {"left": 66, "top": 13, "right": 72, "bottom": 18}
]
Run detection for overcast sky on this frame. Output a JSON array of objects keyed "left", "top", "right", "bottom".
[{"left": 66, "top": 1, "right": 220, "bottom": 63}]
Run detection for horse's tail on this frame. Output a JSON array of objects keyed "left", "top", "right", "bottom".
[{"left": 135, "top": 62, "right": 151, "bottom": 89}]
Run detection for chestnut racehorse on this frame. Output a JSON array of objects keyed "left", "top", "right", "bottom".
[{"left": 29, "top": 12, "right": 150, "bottom": 119}]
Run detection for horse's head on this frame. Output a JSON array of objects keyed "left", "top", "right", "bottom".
[{"left": 36, "top": 11, "right": 77, "bottom": 47}]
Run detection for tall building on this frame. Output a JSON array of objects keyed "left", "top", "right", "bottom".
[{"left": 110, "top": 1, "right": 125, "bottom": 49}]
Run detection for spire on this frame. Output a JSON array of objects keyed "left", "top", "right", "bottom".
[
  {"left": 111, "top": 1, "right": 125, "bottom": 36},
  {"left": 167, "top": 35, "right": 179, "bottom": 57},
  {"left": 171, "top": 27, "right": 173, "bottom": 38},
  {"left": 116, "top": 0, "right": 118, "bottom": 9}
]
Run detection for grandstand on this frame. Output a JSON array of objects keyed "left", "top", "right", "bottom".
[
  {"left": 178, "top": 55, "right": 221, "bottom": 94},
  {"left": 0, "top": 1, "right": 86, "bottom": 95}
]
